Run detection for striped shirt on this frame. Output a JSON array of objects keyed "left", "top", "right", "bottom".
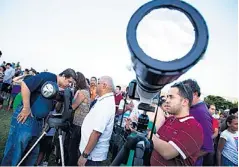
[{"left": 150, "top": 115, "right": 203, "bottom": 166}]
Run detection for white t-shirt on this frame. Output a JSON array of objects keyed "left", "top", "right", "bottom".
[
  {"left": 79, "top": 92, "right": 115, "bottom": 161},
  {"left": 220, "top": 129, "right": 238, "bottom": 165}
]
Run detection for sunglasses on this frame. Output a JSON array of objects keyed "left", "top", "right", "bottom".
[{"left": 174, "top": 82, "right": 190, "bottom": 100}]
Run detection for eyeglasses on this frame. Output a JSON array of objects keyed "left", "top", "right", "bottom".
[{"left": 174, "top": 82, "right": 190, "bottom": 100}]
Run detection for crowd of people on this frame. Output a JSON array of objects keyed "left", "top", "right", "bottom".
[{"left": 0, "top": 61, "right": 238, "bottom": 166}]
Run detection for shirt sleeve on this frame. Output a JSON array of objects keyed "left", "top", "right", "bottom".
[
  {"left": 23, "top": 73, "right": 45, "bottom": 92},
  {"left": 220, "top": 130, "right": 228, "bottom": 141},
  {"left": 168, "top": 122, "right": 204, "bottom": 160},
  {"left": 200, "top": 116, "right": 214, "bottom": 152}
]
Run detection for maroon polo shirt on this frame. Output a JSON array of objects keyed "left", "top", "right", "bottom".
[
  {"left": 114, "top": 93, "right": 123, "bottom": 113},
  {"left": 150, "top": 115, "right": 203, "bottom": 166}
]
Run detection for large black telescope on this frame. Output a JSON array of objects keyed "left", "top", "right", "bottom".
[
  {"left": 111, "top": 0, "right": 208, "bottom": 166},
  {"left": 127, "top": 0, "right": 208, "bottom": 103}
]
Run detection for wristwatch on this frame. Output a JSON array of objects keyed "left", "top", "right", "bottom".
[{"left": 82, "top": 152, "right": 89, "bottom": 159}]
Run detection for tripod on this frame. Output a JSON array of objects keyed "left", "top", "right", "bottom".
[
  {"left": 111, "top": 96, "right": 165, "bottom": 166},
  {"left": 17, "top": 116, "right": 69, "bottom": 167}
]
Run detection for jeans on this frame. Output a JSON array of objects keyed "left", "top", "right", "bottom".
[
  {"left": 1, "top": 106, "right": 42, "bottom": 166},
  {"left": 222, "top": 155, "right": 237, "bottom": 166}
]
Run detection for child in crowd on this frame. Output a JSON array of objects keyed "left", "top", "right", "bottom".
[{"left": 217, "top": 115, "right": 238, "bottom": 166}]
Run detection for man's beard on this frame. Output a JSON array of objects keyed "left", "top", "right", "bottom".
[{"left": 168, "top": 106, "right": 181, "bottom": 115}]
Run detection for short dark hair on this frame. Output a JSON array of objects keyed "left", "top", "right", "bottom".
[
  {"left": 91, "top": 76, "right": 97, "bottom": 81},
  {"left": 30, "top": 68, "right": 37, "bottom": 74},
  {"left": 225, "top": 115, "right": 237, "bottom": 129},
  {"left": 6, "top": 63, "right": 12, "bottom": 67},
  {"left": 229, "top": 108, "right": 238, "bottom": 115},
  {"left": 171, "top": 82, "right": 193, "bottom": 107},
  {"left": 59, "top": 68, "right": 76, "bottom": 81},
  {"left": 116, "top": 85, "right": 121, "bottom": 90},
  {"left": 207, "top": 104, "right": 215, "bottom": 109},
  {"left": 1, "top": 66, "right": 6, "bottom": 72},
  {"left": 182, "top": 79, "right": 201, "bottom": 97}
]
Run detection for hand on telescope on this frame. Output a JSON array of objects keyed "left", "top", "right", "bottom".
[
  {"left": 125, "top": 118, "right": 136, "bottom": 132},
  {"left": 17, "top": 106, "right": 33, "bottom": 124}
]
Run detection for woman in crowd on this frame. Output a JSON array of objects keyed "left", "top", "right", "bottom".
[
  {"left": 217, "top": 115, "right": 238, "bottom": 166},
  {"left": 65, "top": 72, "right": 90, "bottom": 166}
]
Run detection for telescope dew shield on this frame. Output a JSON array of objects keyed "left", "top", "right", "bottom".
[{"left": 127, "top": 0, "right": 209, "bottom": 94}]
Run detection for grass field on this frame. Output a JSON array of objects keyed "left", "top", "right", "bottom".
[{"left": 0, "top": 108, "right": 12, "bottom": 161}]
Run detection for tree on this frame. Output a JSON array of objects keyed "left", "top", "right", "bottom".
[{"left": 204, "top": 95, "right": 237, "bottom": 111}]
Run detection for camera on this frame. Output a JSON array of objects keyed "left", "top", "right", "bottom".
[{"left": 111, "top": 0, "right": 209, "bottom": 166}]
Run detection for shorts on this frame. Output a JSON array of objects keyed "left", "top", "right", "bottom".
[{"left": 39, "top": 136, "right": 54, "bottom": 153}]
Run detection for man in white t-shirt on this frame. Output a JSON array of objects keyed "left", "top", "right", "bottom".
[{"left": 78, "top": 76, "right": 115, "bottom": 166}]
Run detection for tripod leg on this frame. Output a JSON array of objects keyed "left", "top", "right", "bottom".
[
  {"left": 17, "top": 131, "right": 47, "bottom": 167},
  {"left": 58, "top": 129, "right": 65, "bottom": 167}
]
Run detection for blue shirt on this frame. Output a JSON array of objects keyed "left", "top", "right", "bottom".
[{"left": 24, "top": 72, "right": 57, "bottom": 118}]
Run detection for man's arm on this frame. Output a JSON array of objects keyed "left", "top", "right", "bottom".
[
  {"left": 198, "top": 116, "right": 214, "bottom": 156},
  {"left": 82, "top": 130, "right": 101, "bottom": 155},
  {"left": 17, "top": 74, "right": 45, "bottom": 123},
  {"left": 21, "top": 81, "right": 31, "bottom": 108},
  {"left": 12, "top": 75, "right": 26, "bottom": 84},
  {"left": 17, "top": 81, "right": 32, "bottom": 123},
  {"left": 151, "top": 134, "right": 179, "bottom": 160},
  {"left": 212, "top": 128, "right": 219, "bottom": 139}
]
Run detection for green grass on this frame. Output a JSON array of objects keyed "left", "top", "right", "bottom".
[
  {"left": 0, "top": 108, "right": 12, "bottom": 161},
  {"left": 0, "top": 104, "right": 58, "bottom": 165}
]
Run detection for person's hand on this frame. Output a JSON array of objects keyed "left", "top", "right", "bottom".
[
  {"left": 125, "top": 104, "right": 133, "bottom": 111},
  {"left": 78, "top": 155, "right": 87, "bottom": 166},
  {"left": 125, "top": 118, "right": 131, "bottom": 129},
  {"left": 17, "top": 107, "right": 32, "bottom": 123},
  {"left": 125, "top": 118, "right": 137, "bottom": 132}
]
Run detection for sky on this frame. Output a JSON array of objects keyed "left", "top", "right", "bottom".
[{"left": 0, "top": 0, "right": 238, "bottom": 99}]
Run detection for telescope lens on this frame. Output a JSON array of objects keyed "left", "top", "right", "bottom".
[{"left": 137, "top": 9, "right": 195, "bottom": 62}]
